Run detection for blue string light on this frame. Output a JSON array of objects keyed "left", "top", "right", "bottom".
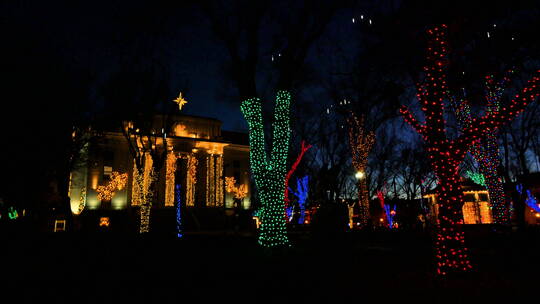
[
  {"left": 290, "top": 175, "right": 309, "bottom": 224},
  {"left": 517, "top": 184, "right": 540, "bottom": 213},
  {"left": 175, "top": 184, "right": 183, "bottom": 238}
]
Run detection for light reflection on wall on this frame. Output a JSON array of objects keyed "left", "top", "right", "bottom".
[
  {"left": 86, "top": 189, "right": 100, "bottom": 209},
  {"left": 242, "top": 197, "right": 251, "bottom": 209},
  {"left": 111, "top": 190, "right": 127, "bottom": 209}
]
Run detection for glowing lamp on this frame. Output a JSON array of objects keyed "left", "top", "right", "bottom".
[{"left": 355, "top": 171, "right": 365, "bottom": 179}]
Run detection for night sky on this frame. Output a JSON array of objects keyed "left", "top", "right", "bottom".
[{"left": 2, "top": 0, "right": 540, "bottom": 204}]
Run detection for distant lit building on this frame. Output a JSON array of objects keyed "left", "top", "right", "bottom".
[
  {"left": 67, "top": 114, "right": 251, "bottom": 231},
  {"left": 424, "top": 180, "right": 493, "bottom": 224}
]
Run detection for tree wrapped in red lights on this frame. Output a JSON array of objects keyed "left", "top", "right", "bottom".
[
  {"left": 347, "top": 114, "right": 375, "bottom": 228},
  {"left": 400, "top": 24, "right": 540, "bottom": 275},
  {"left": 284, "top": 140, "right": 312, "bottom": 221},
  {"left": 450, "top": 73, "right": 513, "bottom": 224}
]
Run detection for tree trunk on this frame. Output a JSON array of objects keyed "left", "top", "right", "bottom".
[
  {"left": 357, "top": 178, "right": 370, "bottom": 228},
  {"left": 434, "top": 166, "right": 473, "bottom": 275},
  {"left": 258, "top": 172, "right": 289, "bottom": 247},
  {"left": 482, "top": 169, "right": 509, "bottom": 224}
]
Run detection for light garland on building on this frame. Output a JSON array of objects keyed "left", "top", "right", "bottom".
[
  {"left": 400, "top": 24, "right": 540, "bottom": 275},
  {"left": 165, "top": 151, "right": 177, "bottom": 207},
  {"left": 97, "top": 171, "right": 128, "bottom": 201},
  {"left": 216, "top": 155, "right": 224, "bottom": 207},
  {"left": 184, "top": 153, "right": 198, "bottom": 207},
  {"left": 347, "top": 114, "right": 375, "bottom": 228},
  {"left": 240, "top": 90, "right": 291, "bottom": 248},
  {"left": 206, "top": 154, "right": 216, "bottom": 207}
]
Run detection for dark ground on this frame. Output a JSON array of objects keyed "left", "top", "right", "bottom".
[{"left": 1, "top": 226, "right": 539, "bottom": 303}]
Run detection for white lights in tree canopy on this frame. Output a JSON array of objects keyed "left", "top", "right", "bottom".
[{"left": 240, "top": 90, "right": 291, "bottom": 248}]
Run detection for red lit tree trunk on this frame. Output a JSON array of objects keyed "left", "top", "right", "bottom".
[
  {"left": 431, "top": 153, "right": 470, "bottom": 274},
  {"left": 400, "top": 25, "right": 540, "bottom": 275}
]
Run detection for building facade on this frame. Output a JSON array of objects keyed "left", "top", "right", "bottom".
[{"left": 67, "top": 114, "right": 252, "bottom": 232}]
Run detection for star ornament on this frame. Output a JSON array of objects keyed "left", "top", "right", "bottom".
[{"left": 173, "top": 92, "right": 188, "bottom": 110}]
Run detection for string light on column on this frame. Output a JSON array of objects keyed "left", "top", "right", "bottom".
[
  {"left": 184, "top": 153, "right": 198, "bottom": 207},
  {"left": 165, "top": 152, "right": 177, "bottom": 207},
  {"left": 216, "top": 154, "right": 224, "bottom": 207},
  {"left": 240, "top": 90, "right": 291, "bottom": 248},
  {"left": 206, "top": 153, "right": 216, "bottom": 207}
]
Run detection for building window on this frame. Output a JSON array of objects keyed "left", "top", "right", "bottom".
[
  {"left": 104, "top": 166, "right": 113, "bottom": 178},
  {"left": 54, "top": 220, "right": 66, "bottom": 232}
]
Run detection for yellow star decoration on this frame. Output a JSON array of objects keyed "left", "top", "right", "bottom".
[{"left": 173, "top": 92, "right": 188, "bottom": 110}]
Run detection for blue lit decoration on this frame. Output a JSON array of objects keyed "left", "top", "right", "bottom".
[
  {"left": 289, "top": 176, "right": 309, "bottom": 224},
  {"left": 285, "top": 206, "right": 294, "bottom": 223},
  {"left": 525, "top": 190, "right": 540, "bottom": 212},
  {"left": 517, "top": 184, "right": 540, "bottom": 213},
  {"left": 377, "top": 189, "right": 396, "bottom": 229},
  {"left": 175, "top": 184, "right": 183, "bottom": 238},
  {"left": 384, "top": 204, "right": 397, "bottom": 228}
]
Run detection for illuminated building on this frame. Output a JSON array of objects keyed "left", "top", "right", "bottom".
[
  {"left": 424, "top": 179, "right": 493, "bottom": 224},
  {"left": 68, "top": 114, "right": 251, "bottom": 232}
]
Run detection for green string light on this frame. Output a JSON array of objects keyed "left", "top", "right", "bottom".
[
  {"left": 241, "top": 90, "right": 291, "bottom": 248},
  {"left": 467, "top": 170, "right": 486, "bottom": 187}
]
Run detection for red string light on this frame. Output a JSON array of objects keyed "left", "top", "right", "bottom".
[{"left": 401, "top": 24, "right": 540, "bottom": 275}]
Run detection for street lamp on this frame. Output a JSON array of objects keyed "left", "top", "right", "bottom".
[{"left": 355, "top": 171, "right": 365, "bottom": 180}]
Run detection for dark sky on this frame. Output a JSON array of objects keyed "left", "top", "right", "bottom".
[
  {"left": 1, "top": 1, "right": 245, "bottom": 129},
  {"left": 0, "top": 0, "right": 371, "bottom": 132},
  {"left": 2, "top": 0, "right": 540, "bottom": 204}
]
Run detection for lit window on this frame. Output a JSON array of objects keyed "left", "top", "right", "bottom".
[
  {"left": 104, "top": 166, "right": 113, "bottom": 178},
  {"left": 54, "top": 220, "right": 66, "bottom": 232}
]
